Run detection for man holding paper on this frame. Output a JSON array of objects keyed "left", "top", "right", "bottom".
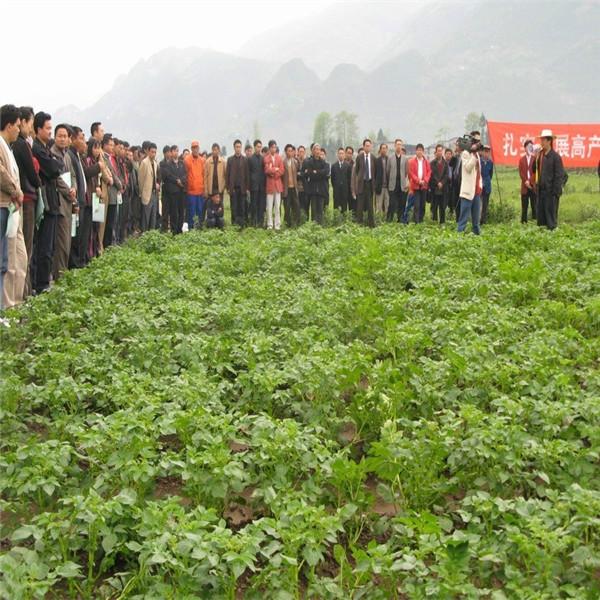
[{"left": 50, "top": 123, "right": 77, "bottom": 281}]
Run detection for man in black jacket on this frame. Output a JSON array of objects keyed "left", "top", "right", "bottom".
[
  {"left": 352, "top": 138, "right": 376, "bottom": 228},
  {"left": 12, "top": 107, "right": 41, "bottom": 295},
  {"left": 300, "top": 143, "right": 329, "bottom": 225},
  {"left": 248, "top": 139, "right": 266, "bottom": 227},
  {"left": 331, "top": 147, "right": 351, "bottom": 213},
  {"left": 31, "top": 112, "right": 63, "bottom": 294},
  {"left": 535, "top": 129, "right": 565, "bottom": 230},
  {"left": 429, "top": 144, "right": 449, "bottom": 224}
]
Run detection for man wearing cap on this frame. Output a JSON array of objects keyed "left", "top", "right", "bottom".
[
  {"left": 519, "top": 140, "right": 537, "bottom": 223},
  {"left": 184, "top": 141, "right": 206, "bottom": 229},
  {"left": 535, "top": 129, "right": 565, "bottom": 231}
]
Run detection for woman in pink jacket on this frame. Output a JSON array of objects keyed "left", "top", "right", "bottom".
[{"left": 263, "top": 140, "right": 284, "bottom": 230}]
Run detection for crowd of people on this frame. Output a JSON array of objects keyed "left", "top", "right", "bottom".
[{"left": 1, "top": 104, "right": 568, "bottom": 317}]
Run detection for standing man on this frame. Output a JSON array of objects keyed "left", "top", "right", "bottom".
[
  {"left": 90, "top": 122, "right": 104, "bottom": 144},
  {"left": 282, "top": 144, "right": 301, "bottom": 227},
  {"left": 535, "top": 129, "right": 565, "bottom": 231},
  {"left": 12, "top": 107, "right": 40, "bottom": 295},
  {"left": 0, "top": 104, "right": 27, "bottom": 310},
  {"left": 160, "top": 146, "right": 180, "bottom": 234},
  {"left": 138, "top": 142, "right": 160, "bottom": 232},
  {"left": 345, "top": 146, "right": 356, "bottom": 214},
  {"left": 248, "top": 139, "right": 266, "bottom": 227},
  {"left": 50, "top": 124, "right": 77, "bottom": 281},
  {"left": 386, "top": 138, "right": 409, "bottom": 222},
  {"left": 519, "top": 139, "right": 537, "bottom": 224},
  {"left": 300, "top": 143, "right": 329, "bottom": 225},
  {"left": 429, "top": 144, "right": 448, "bottom": 224},
  {"left": 457, "top": 132, "right": 483, "bottom": 235},
  {"left": 183, "top": 141, "right": 205, "bottom": 229},
  {"left": 353, "top": 139, "right": 376, "bottom": 227},
  {"left": 449, "top": 143, "right": 462, "bottom": 220},
  {"left": 171, "top": 146, "right": 187, "bottom": 234},
  {"left": 99, "top": 135, "right": 122, "bottom": 248},
  {"left": 226, "top": 139, "right": 250, "bottom": 227},
  {"left": 32, "top": 112, "right": 62, "bottom": 294},
  {"left": 375, "top": 143, "right": 389, "bottom": 216},
  {"left": 403, "top": 144, "right": 431, "bottom": 225},
  {"left": 480, "top": 145, "right": 494, "bottom": 225},
  {"left": 296, "top": 145, "right": 307, "bottom": 220},
  {"left": 263, "top": 140, "right": 284, "bottom": 230},
  {"left": 331, "top": 147, "right": 351, "bottom": 213}
]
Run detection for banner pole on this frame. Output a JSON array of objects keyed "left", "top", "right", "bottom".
[{"left": 488, "top": 117, "right": 503, "bottom": 205}]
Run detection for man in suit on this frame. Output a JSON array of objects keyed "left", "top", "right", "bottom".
[
  {"left": 99, "top": 135, "right": 123, "bottom": 247},
  {"left": 518, "top": 139, "right": 537, "bottom": 223},
  {"left": 345, "top": 146, "right": 355, "bottom": 214},
  {"left": 282, "top": 144, "right": 301, "bottom": 227},
  {"left": 449, "top": 143, "right": 462, "bottom": 220},
  {"left": 205, "top": 143, "right": 227, "bottom": 219},
  {"left": 386, "top": 139, "right": 409, "bottom": 222},
  {"left": 352, "top": 138, "right": 376, "bottom": 227},
  {"left": 331, "top": 147, "right": 351, "bottom": 213},
  {"left": 171, "top": 146, "right": 187, "bottom": 234},
  {"left": 535, "top": 129, "right": 565, "bottom": 230},
  {"left": 0, "top": 104, "right": 27, "bottom": 310},
  {"left": 138, "top": 142, "right": 160, "bottom": 232},
  {"left": 248, "top": 139, "right": 266, "bottom": 227},
  {"left": 404, "top": 143, "right": 431, "bottom": 224},
  {"left": 429, "top": 144, "right": 449, "bottom": 224},
  {"left": 300, "top": 143, "right": 329, "bottom": 225},
  {"left": 296, "top": 145, "right": 307, "bottom": 220},
  {"left": 50, "top": 124, "right": 77, "bottom": 281},
  {"left": 375, "top": 143, "right": 389, "bottom": 216},
  {"left": 226, "top": 139, "right": 250, "bottom": 227}
]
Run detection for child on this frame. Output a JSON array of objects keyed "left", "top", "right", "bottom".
[{"left": 206, "top": 193, "right": 224, "bottom": 229}]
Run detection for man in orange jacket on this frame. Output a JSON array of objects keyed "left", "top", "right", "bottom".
[{"left": 183, "top": 141, "right": 205, "bottom": 229}]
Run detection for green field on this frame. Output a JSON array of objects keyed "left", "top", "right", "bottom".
[{"left": 1, "top": 217, "right": 600, "bottom": 598}]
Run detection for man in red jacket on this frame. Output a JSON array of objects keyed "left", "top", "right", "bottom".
[
  {"left": 263, "top": 140, "right": 284, "bottom": 230},
  {"left": 518, "top": 139, "right": 537, "bottom": 223},
  {"left": 402, "top": 143, "right": 431, "bottom": 224}
]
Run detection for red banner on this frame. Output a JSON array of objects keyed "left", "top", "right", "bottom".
[{"left": 487, "top": 121, "right": 600, "bottom": 168}]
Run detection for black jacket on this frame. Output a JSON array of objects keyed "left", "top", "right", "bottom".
[
  {"left": 32, "top": 138, "right": 63, "bottom": 214},
  {"left": 300, "top": 156, "right": 329, "bottom": 198},
  {"left": 536, "top": 148, "right": 566, "bottom": 197},
  {"left": 374, "top": 155, "right": 389, "bottom": 195},
  {"left": 12, "top": 135, "right": 41, "bottom": 199},
  {"left": 330, "top": 160, "right": 351, "bottom": 199},
  {"left": 160, "top": 159, "right": 181, "bottom": 195},
  {"left": 248, "top": 152, "right": 266, "bottom": 193},
  {"left": 429, "top": 157, "right": 449, "bottom": 196}
]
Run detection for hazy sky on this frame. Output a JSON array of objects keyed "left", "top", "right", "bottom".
[{"left": 5, "top": 0, "right": 331, "bottom": 112}]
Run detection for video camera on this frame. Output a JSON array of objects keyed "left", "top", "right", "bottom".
[{"left": 457, "top": 134, "right": 483, "bottom": 153}]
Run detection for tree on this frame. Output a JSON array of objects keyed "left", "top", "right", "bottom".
[
  {"left": 313, "top": 112, "right": 333, "bottom": 148},
  {"left": 464, "top": 112, "right": 482, "bottom": 134},
  {"left": 376, "top": 128, "right": 387, "bottom": 145},
  {"left": 434, "top": 126, "right": 451, "bottom": 144},
  {"left": 333, "top": 111, "right": 359, "bottom": 149}
]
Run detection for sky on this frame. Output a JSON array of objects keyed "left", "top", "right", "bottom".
[{"left": 5, "top": 0, "right": 331, "bottom": 112}]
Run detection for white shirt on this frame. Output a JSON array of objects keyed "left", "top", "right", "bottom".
[
  {"left": 365, "top": 153, "right": 371, "bottom": 179},
  {"left": 417, "top": 157, "right": 424, "bottom": 181}
]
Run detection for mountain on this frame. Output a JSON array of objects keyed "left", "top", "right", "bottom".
[{"left": 55, "top": 1, "right": 600, "bottom": 149}]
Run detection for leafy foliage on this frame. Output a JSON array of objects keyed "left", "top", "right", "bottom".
[{"left": 1, "top": 222, "right": 600, "bottom": 598}]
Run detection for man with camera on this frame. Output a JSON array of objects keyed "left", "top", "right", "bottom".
[{"left": 456, "top": 130, "right": 483, "bottom": 235}]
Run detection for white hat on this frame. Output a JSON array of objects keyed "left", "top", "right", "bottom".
[{"left": 537, "top": 129, "right": 556, "bottom": 139}]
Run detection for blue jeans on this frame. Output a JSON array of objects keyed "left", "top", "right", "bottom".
[
  {"left": 402, "top": 190, "right": 426, "bottom": 224},
  {"left": 457, "top": 195, "right": 481, "bottom": 235},
  {"left": 187, "top": 194, "right": 205, "bottom": 229},
  {"left": 0, "top": 207, "right": 8, "bottom": 309}
]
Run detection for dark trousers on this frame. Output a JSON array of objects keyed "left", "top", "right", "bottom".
[
  {"left": 409, "top": 189, "right": 427, "bottom": 224},
  {"left": 130, "top": 194, "right": 142, "bottom": 232},
  {"left": 231, "top": 187, "right": 246, "bottom": 227},
  {"left": 356, "top": 181, "right": 375, "bottom": 228},
  {"left": 309, "top": 194, "right": 325, "bottom": 225},
  {"left": 431, "top": 193, "right": 447, "bottom": 223},
  {"left": 333, "top": 189, "right": 348, "bottom": 212},
  {"left": 104, "top": 204, "right": 117, "bottom": 247},
  {"left": 71, "top": 205, "right": 92, "bottom": 267},
  {"left": 169, "top": 192, "right": 185, "bottom": 234},
  {"left": 299, "top": 190, "right": 310, "bottom": 220},
  {"left": 387, "top": 188, "right": 406, "bottom": 222},
  {"left": 480, "top": 190, "right": 490, "bottom": 225},
  {"left": 249, "top": 190, "right": 265, "bottom": 227},
  {"left": 161, "top": 193, "right": 173, "bottom": 233},
  {"left": 34, "top": 212, "right": 57, "bottom": 293},
  {"left": 537, "top": 191, "right": 557, "bottom": 230},
  {"left": 521, "top": 189, "right": 537, "bottom": 223},
  {"left": 22, "top": 201, "right": 35, "bottom": 296},
  {"left": 284, "top": 188, "right": 301, "bottom": 227}
]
